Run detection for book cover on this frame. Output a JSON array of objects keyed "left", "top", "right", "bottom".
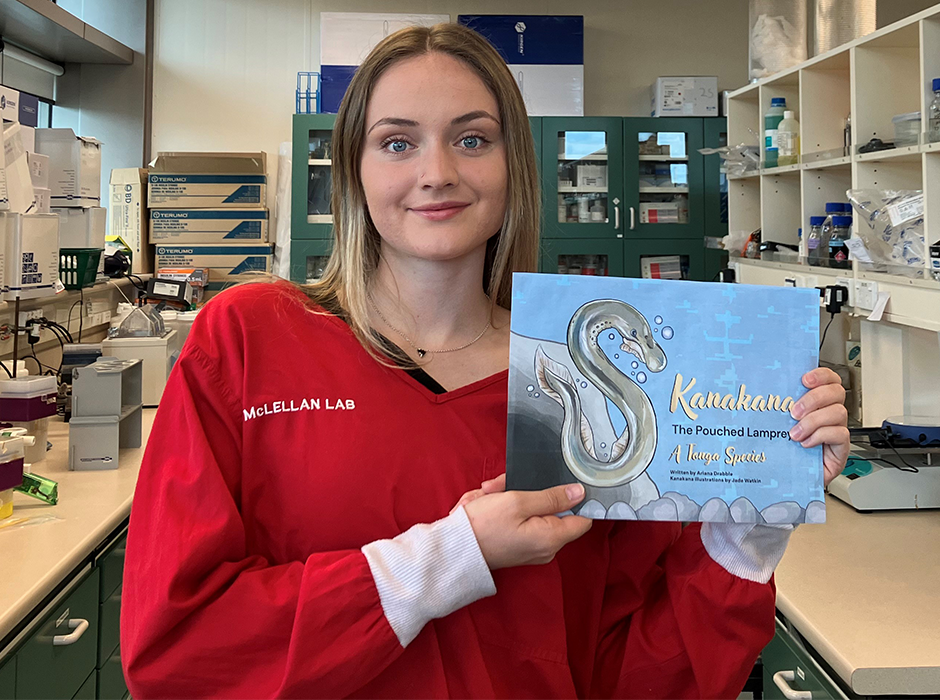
[{"left": 507, "top": 273, "right": 825, "bottom": 524}]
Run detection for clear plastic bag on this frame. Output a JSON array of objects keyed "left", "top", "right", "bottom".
[
  {"left": 698, "top": 144, "right": 761, "bottom": 178},
  {"left": 846, "top": 189, "right": 925, "bottom": 277}
]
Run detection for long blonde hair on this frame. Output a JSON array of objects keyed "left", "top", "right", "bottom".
[{"left": 302, "top": 22, "right": 540, "bottom": 361}]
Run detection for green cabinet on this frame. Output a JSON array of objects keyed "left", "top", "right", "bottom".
[
  {"left": 763, "top": 618, "right": 851, "bottom": 700},
  {"left": 540, "top": 238, "right": 624, "bottom": 277},
  {"left": 72, "top": 670, "right": 96, "bottom": 700},
  {"left": 291, "top": 114, "right": 337, "bottom": 241},
  {"left": 97, "top": 647, "right": 127, "bottom": 700},
  {"left": 290, "top": 239, "right": 332, "bottom": 285},
  {"left": 15, "top": 569, "right": 100, "bottom": 700},
  {"left": 703, "top": 117, "right": 729, "bottom": 281},
  {"left": 623, "top": 239, "right": 704, "bottom": 281},
  {"left": 0, "top": 658, "right": 14, "bottom": 700}
]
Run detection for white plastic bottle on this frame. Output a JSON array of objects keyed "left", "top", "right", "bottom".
[{"left": 777, "top": 110, "right": 800, "bottom": 166}]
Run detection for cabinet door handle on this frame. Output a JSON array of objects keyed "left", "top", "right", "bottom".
[
  {"left": 629, "top": 206, "right": 636, "bottom": 230},
  {"left": 53, "top": 618, "right": 89, "bottom": 646},
  {"left": 614, "top": 205, "right": 620, "bottom": 230},
  {"left": 773, "top": 670, "right": 812, "bottom": 700}
]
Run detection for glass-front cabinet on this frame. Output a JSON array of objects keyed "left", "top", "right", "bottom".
[
  {"left": 540, "top": 238, "right": 624, "bottom": 277},
  {"left": 291, "top": 239, "right": 332, "bottom": 285},
  {"left": 624, "top": 239, "right": 705, "bottom": 281},
  {"left": 541, "top": 118, "right": 624, "bottom": 239},
  {"left": 623, "top": 118, "right": 704, "bottom": 239},
  {"left": 704, "top": 117, "right": 730, "bottom": 280},
  {"left": 292, "top": 114, "right": 337, "bottom": 240}
]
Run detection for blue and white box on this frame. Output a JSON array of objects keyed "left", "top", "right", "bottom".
[
  {"left": 507, "top": 274, "right": 825, "bottom": 524},
  {"left": 148, "top": 152, "right": 266, "bottom": 209},
  {"left": 458, "top": 15, "right": 584, "bottom": 116},
  {"left": 320, "top": 12, "right": 450, "bottom": 114},
  {"left": 150, "top": 209, "right": 269, "bottom": 244},
  {"left": 155, "top": 244, "right": 273, "bottom": 274}
]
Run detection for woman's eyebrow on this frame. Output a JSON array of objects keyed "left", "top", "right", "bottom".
[{"left": 367, "top": 111, "right": 500, "bottom": 135}]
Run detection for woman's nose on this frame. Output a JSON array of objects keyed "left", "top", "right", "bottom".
[{"left": 419, "top": 143, "right": 459, "bottom": 190}]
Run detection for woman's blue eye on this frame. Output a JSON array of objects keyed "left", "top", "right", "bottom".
[
  {"left": 388, "top": 140, "right": 408, "bottom": 153},
  {"left": 462, "top": 136, "right": 481, "bottom": 149}
]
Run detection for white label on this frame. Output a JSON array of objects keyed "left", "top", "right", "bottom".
[
  {"left": 778, "top": 132, "right": 797, "bottom": 156},
  {"left": 844, "top": 235, "right": 872, "bottom": 263},
  {"left": 886, "top": 194, "right": 924, "bottom": 227},
  {"left": 661, "top": 79, "right": 692, "bottom": 109},
  {"left": 54, "top": 279, "right": 66, "bottom": 294},
  {"left": 797, "top": 667, "right": 806, "bottom": 681}
]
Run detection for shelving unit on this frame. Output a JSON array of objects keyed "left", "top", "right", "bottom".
[
  {"left": 727, "top": 3, "right": 940, "bottom": 429},
  {"left": 0, "top": 0, "right": 133, "bottom": 64}
]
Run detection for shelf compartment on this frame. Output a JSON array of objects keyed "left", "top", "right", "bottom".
[
  {"left": 853, "top": 23, "right": 921, "bottom": 150},
  {"left": 803, "top": 154, "right": 853, "bottom": 170},
  {"left": 728, "top": 89, "right": 760, "bottom": 153},
  {"left": 800, "top": 52, "right": 851, "bottom": 159},
  {"left": 729, "top": 176, "right": 761, "bottom": 235},
  {"left": 760, "top": 73, "right": 800, "bottom": 168},
  {"left": 0, "top": 0, "right": 133, "bottom": 64},
  {"left": 854, "top": 145, "right": 922, "bottom": 162},
  {"left": 802, "top": 166, "right": 853, "bottom": 254},
  {"left": 761, "top": 170, "right": 802, "bottom": 247},
  {"left": 762, "top": 163, "right": 802, "bottom": 175},
  {"left": 728, "top": 169, "right": 760, "bottom": 180},
  {"left": 854, "top": 158, "right": 923, "bottom": 191}
]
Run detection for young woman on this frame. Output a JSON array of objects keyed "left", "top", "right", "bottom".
[{"left": 122, "top": 23, "right": 851, "bottom": 699}]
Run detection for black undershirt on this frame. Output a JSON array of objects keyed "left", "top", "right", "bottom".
[{"left": 374, "top": 333, "right": 448, "bottom": 395}]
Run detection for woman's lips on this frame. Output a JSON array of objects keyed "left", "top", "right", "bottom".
[{"left": 409, "top": 202, "right": 470, "bottom": 221}]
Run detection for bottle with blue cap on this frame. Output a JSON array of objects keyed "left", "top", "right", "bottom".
[
  {"left": 828, "top": 215, "right": 853, "bottom": 269},
  {"left": 764, "top": 97, "right": 787, "bottom": 168},
  {"left": 930, "top": 78, "right": 940, "bottom": 143},
  {"left": 805, "top": 215, "right": 827, "bottom": 264}
]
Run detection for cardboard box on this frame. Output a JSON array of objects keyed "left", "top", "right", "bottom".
[
  {"left": 204, "top": 266, "right": 273, "bottom": 291},
  {"left": 157, "top": 267, "right": 209, "bottom": 304},
  {"left": 33, "top": 188, "right": 50, "bottom": 214},
  {"left": 1, "top": 212, "right": 60, "bottom": 300},
  {"left": 0, "top": 85, "right": 20, "bottom": 123},
  {"left": 19, "top": 125, "right": 35, "bottom": 154},
  {"left": 651, "top": 77, "right": 718, "bottom": 117},
  {"left": 576, "top": 164, "right": 607, "bottom": 188},
  {"left": 1, "top": 122, "right": 35, "bottom": 214},
  {"left": 148, "top": 152, "right": 266, "bottom": 209},
  {"left": 108, "top": 168, "right": 150, "bottom": 274},
  {"left": 150, "top": 209, "right": 268, "bottom": 243},
  {"left": 34, "top": 129, "right": 102, "bottom": 208},
  {"left": 54, "top": 207, "right": 106, "bottom": 249},
  {"left": 27, "top": 152, "right": 48, "bottom": 189},
  {"left": 155, "top": 244, "right": 272, "bottom": 272}
]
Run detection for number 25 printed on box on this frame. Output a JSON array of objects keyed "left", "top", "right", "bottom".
[{"left": 507, "top": 274, "right": 825, "bottom": 524}]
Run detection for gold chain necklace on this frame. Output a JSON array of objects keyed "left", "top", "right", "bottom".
[{"left": 369, "top": 294, "right": 491, "bottom": 358}]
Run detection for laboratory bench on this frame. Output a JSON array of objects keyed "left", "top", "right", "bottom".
[
  {"left": 0, "top": 411, "right": 156, "bottom": 700},
  {"left": 1, "top": 412, "right": 938, "bottom": 698}
]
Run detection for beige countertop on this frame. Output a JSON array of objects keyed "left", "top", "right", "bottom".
[
  {"left": 0, "top": 411, "right": 155, "bottom": 645},
  {"left": 776, "top": 495, "right": 940, "bottom": 696}
]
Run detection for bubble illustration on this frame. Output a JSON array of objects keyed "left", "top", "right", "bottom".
[
  {"left": 654, "top": 315, "right": 663, "bottom": 324},
  {"left": 654, "top": 328, "right": 659, "bottom": 333},
  {"left": 631, "top": 361, "right": 639, "bottom": 369},
  {"left": 600, "top": 442, "right": 606, "bottom": 449},
  {"left": 608, "top": 333, "right": 616, "bottom": 340},
  {"left": 581, "top": 381, "right": 588, "bottom": 388},
  {"left": 661, "top": 326, "right": 674, "bottom": 340},
  {"left": 631, "top": 371, "right": 635, "bottom": 376},
  {"left": 614, "top": 354, "right": 620, "bottom": 359},
  {"left": 526, "top": 385, "right": 534, "bottom": 392},
  {"left": 533, "top": 392, "right": 540, "bottom": 398},
  {"left": 636, "top": 371, "right": 648, "bottom": 383}
]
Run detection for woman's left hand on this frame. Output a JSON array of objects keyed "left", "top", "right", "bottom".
[{"left": 790, "top": 367, "right": 851, "bottom": 487}]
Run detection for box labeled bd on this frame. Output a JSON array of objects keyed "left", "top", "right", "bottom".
[
  {"left": 651, "top": 77, "right": 718, "bottom": 117},
  {"left": 155, "top": 243, "right": 272, "bottom": 272},
  {"left": 150, "top": 209, "right": 269, "bottom": 243},
  {"left": 1, "top": 212, "right": 59, "bottom": 300},
  {"left": 34, "top": 128, "right": 102, "bottom": 207},
  {"left": 148, "top": 152, "right": 266, "bottom": 209},
  {"left": 109, "top": 168, "right": 150, "bottom": 274}
]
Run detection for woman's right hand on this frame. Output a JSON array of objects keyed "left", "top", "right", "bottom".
[{"left": 459, "top": 481, "right": 592, "bottom": 570}]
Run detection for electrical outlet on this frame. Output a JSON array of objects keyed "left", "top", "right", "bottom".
[
  {"left": 798, "top": 275, "right": 819, "bottom": 289},
  {"left": 855, "top": 280, "right": 878, "bottom": 310},
  {"left": 835, "top": 277, "right": 854, "bottom": 306},
  {"left": 17, "top": 309, "right": 43, "bottom": 331}
]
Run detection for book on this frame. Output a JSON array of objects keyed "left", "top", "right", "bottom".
[{"left": 507, "top": 273, "right": 825, "bottom": 524}]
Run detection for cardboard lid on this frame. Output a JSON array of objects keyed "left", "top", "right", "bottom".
[
  {"left": 110, "top": 168, "right": 148, "bottom": 185},
  {"left": 0, "top": 376, "right": 57, "bottom": 396},
  {"left": 149, "top": 152, "right": 266, "bottom": 175},
  {"left": 34, "top": 128, "right": 102, "bottom": 146}
]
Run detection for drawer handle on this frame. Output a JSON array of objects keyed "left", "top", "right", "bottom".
[
  {"left": 629, "top": 206, "right": 636, "bottom": 230},
  {"left": 53, "top": 618, "right": 89, "bottom": 646},
  {"left": 773, "top": 670, "right": 813, "bottom": 700}
]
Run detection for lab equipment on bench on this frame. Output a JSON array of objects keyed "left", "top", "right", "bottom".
[
  {"left": 69, "top": 358, "right": 143, "bottom": 471},
  {"left": 0, "top": 376, "right": 57, "bottom": 464},
  {"left": 101, "top": 328, "right": 176, "bottom": 407},
  {"left": 829, "top": 417, "right": 940, "bottom": 511}
]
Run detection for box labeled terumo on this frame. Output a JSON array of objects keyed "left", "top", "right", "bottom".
[
  {"left": 651, "top": 77, "right": 718, "bottom": 117},
  {"left": 148, "top": 152, "right": 266, "bottom": 209},
  {"left": 34, "top": 129, "right": 102, "bottom": 207},
  {"left": 1, "top": 212, "right": 59, "bottom": 300},
  {"left": 108, "top": 168, "right": 150, "bottom": 273},
  {"left": 150, "top": 209, "right": 269, "bottom": 243},
  {"left": 155, "top": 244, "right": 273, "bottom": 272}
]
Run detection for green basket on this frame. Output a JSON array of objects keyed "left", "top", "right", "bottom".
[{"left": 59, "top": 248, "right": 103, "bottom": 290}]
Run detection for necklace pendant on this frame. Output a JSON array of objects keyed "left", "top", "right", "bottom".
[{"left": 417, "top": 348, "right": 427, "bottom": 358}]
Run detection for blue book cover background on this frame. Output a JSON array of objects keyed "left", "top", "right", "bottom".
[{"left": 507, "top": 274, "right": 825, "bottom": 524}]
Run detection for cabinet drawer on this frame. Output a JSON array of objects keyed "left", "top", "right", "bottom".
[
  {"left": 98, "top": 585, "right": 122, "bottom": 665},
  {"left": 97, "top": 647, "right": 128, "bottom": 700},
  {"left": 15, "top": 568, "right": 100, "bottom": 700},
  {"left": 73, "top": 669, "right": 96, "bottom": 700},
  {"left": 0, "top": 657, "right": 14, "bottom": 700},
  {"left": 763, "top": 619, "right": 849, "bottom": 700},
  {"left": 98, "top": 532, "right": 127, "bottom": 603}
]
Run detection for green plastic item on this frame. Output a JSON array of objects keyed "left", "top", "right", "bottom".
[
  {"left": 15, "top": 472, "right": 58, "bottom": 505},
  {"left": 59, "top": 248, "right": 103, "bottom": 290}
]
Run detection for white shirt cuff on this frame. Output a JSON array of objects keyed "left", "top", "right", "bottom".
[
  {"left": 361, "top": 505, "right": 497, "bottom": 647},
  {"left": 700, "top": 522, "right": 795, "bottom": 584}
]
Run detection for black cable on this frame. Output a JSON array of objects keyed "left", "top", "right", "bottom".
[
  {"left": 67, "top": 300, "right": 82, "bottom": 339},
  {"left": 127, "top": 274, "right": 147, "bottom": 293},
  {"left": 0, "top": 362, "right": 11, "bottom": 378},
  {"left": 878, "top": 430, "right": 922, "bottom": 472},
  {"left": 79, "top": 288, "right": 84, "bottom": 342},
  {"left": 43, "top": 320, "right": 74, "bottom": 344},
  {"left": 819, "top": 312, "right": 835, "bottom": 351}
]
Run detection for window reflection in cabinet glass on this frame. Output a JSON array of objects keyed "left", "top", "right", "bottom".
[
  {"left": 556, "top": 254, "right": 608, "bottom": 276},
  {"left": 308, "top": 130, "right": 333, "bottom": 224},
  {"left": 557, "top": 131, "right": 608, "bottom": 224},
  {"left": 638, "top": 131, "right": 689, "bottom": 225},
  {"left": 640, "top": 255, "right": 689, "bottom": 280},
  {"left": 306, "top": 255, "right": 330, "bottom": 283}
]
